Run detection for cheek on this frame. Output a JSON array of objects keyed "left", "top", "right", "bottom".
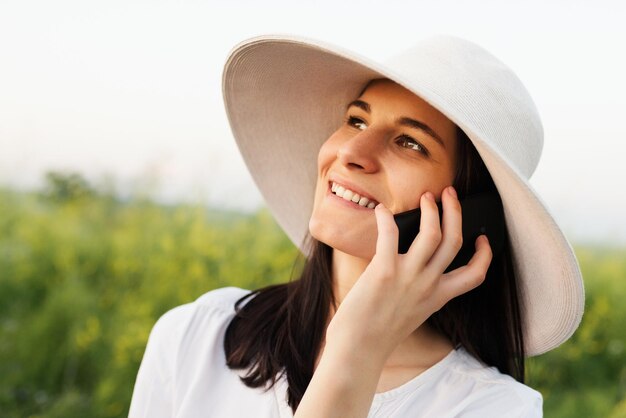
[
  {"left": 437, "top": 159, "right": 457, "bottom": 189},
  {"left": 317, "top": 135, "right": 340, "bottom": 170},
  {"left": 312, "top": 137, "right": 338, "bottom": 210},
  {"left": 386, "top": 163, "right": 456, "bottom": 211}
]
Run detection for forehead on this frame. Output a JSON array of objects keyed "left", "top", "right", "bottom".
[{"left": 359, "top": 79, "right": 450, "bottom": 120}]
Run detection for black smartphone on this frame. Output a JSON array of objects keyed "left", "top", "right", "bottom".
[{"left": 393, "top": 192, "right": 505, "bottom": 272}]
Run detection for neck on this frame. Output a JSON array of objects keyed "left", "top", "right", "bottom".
[
  {"left": 328, "top": 248, "right": 454, "bottom": 369},
  {"left": 331, "top": 249, "right": 369, "bottom": 306}
]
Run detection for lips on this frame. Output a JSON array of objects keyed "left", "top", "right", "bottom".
[{"left": 330, "top": 181, "right": 379, "bottom": 209}]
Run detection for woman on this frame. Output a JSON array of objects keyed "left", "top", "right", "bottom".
[{"left": 129, "top": 35, "right": 584, "bottom": 417}]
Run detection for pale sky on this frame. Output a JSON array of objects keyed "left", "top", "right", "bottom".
[{"left": 1, "top": 0, "right": 625, "bottom": 244}]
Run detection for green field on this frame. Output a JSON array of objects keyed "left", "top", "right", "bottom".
[{"left": 1, "top": 173, "right": 625, "bottom": 418}]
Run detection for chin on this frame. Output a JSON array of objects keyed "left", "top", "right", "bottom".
[{"left": 309, "top": 217, "right": 376, "bottom": 260}]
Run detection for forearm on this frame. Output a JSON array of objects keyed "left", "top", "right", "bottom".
[{"left": 294, "top": 342, "right": 386, "bottom": 418}]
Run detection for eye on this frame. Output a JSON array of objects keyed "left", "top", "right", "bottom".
[
  {"left": 396, "top": 135, "right": 429, "bottom": 156},
  {"left": 345, "top": 115, "right": 367, "bottom": 131}
]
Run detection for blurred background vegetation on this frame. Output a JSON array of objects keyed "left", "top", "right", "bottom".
[{"left": 0, "top": 172, "right": 624, "bottom": 418}]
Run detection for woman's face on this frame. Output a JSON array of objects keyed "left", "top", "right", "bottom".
[{"left": 309, "top": 79, "right": 459, "bottom": 259}]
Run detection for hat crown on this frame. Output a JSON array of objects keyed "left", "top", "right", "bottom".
[{"left": 384, "top": 35, "right": 544, "bottom": 179}]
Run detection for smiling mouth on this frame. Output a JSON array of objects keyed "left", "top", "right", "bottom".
[{"left": 330, "top": 182, "right": 379, "bottom": 209}]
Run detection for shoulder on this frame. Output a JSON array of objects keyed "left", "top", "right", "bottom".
[
  {"left": 446, "top": 348, "right": 543, "bottom": 417},
  {"left": 130, "top": 287, "right": 254, "bottom": 416},
  {"left": 152, "top": 286, "right": 252, "bottom": 335},
  {"left": 145, "top": 287, "right": 252, "bottom": 363},
  {"left": 193, "top": 286, "right": 253, "bottom": 315}
]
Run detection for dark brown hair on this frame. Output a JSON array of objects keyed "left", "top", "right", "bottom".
[{"left": 224, "top": 126, "right": 526, "bottom": 413}]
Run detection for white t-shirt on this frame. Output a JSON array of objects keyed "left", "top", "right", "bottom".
[{"left": 129, "top": 287, "right": 543, "bottom": 418}]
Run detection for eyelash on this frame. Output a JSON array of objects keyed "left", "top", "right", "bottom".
[{"left": 344, "top": 115, "right": 429, "bottom": 157}]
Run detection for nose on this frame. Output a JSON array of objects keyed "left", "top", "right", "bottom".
[{"left": 336, "top": 128, "right": 383, "bottom": 172}]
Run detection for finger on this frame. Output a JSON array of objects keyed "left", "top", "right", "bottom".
[
  {"left": 425, "top": 186, "right": 463, "bottom": 273},
  {"left": 406, "top": 191, "right": 442, "bottom": 268},
  {"left": 436, "top": 235, "right": 493, "bottom": 302},
  {"left": 373, "top": 203, "right": 399, "bottom": 265}
]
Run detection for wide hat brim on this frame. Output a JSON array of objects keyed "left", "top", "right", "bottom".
[{"left": 222, "top": 34, "right": 584, "bottom": 357}]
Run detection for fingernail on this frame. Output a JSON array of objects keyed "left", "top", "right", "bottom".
[
  {"left": 424, "top": 192, "right": 435, "bottom": 201},
  {"left": 447, "top": 186, "right": 457, "bottom": 198}
]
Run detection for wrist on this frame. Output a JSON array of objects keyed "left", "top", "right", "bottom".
[
  {"left": 325, "top": 318, "right": 398, "bottom": 367},
  {"left": 320, "top": 331, "right": 389, "bottom": 375}
]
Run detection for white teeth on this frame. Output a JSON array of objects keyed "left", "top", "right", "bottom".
[{"left": 331, "top": 182, "right": 378, "bottom": 208}]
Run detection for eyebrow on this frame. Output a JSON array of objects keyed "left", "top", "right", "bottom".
[{"left": 346, "top": 99, "right": 446, "bottom": 149}]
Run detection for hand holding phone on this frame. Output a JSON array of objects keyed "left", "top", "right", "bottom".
[{"left": 393, "top": 192, "right": 505, "bottom": 272}]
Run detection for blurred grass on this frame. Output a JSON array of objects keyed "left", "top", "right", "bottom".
[{"left": 0, "top": 172, "right": 624, "bottom": 417}]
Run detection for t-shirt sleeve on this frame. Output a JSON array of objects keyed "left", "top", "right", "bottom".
[
  {"left": 515, "top": 390, "right": 543, "bottom": 418},
  {"left": 495, "top": 390, "right": 543, "bottom": 418},
  {"left": 459, "top": 384, "right": 543, "bottom": 418},
  {"left": 128, "top": 287, "right": 249, "bottom": 418},
  {"left": 128, "top": 303, "right": 194, "bottom": 418}
]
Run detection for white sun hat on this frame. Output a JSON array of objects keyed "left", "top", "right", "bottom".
[{"left": 221, "top": 34, "right": 584, "bottom": 357}]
